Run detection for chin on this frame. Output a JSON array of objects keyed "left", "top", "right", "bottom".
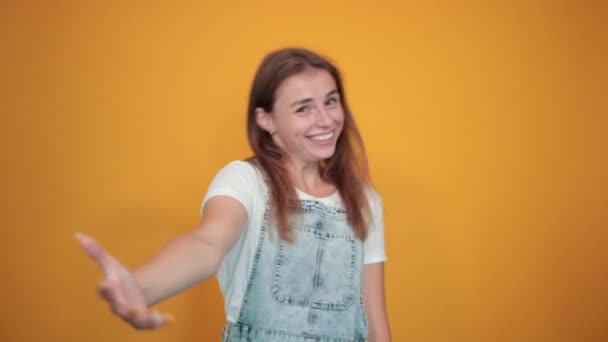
[{"left": 312, "top": 150, "right": 337, "bottom": 161}]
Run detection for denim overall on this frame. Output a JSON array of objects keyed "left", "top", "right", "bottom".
[{"left": 222, "top": 198, "right": 368, "bottom": 341}]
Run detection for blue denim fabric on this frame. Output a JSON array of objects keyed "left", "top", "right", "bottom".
[{"left": 222, "top": 199, "right": 367, "bottom": 341}]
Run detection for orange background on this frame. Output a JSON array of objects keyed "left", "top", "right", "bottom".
[{"left": 1, "top": 1, "right": 606, "bottom": 341}]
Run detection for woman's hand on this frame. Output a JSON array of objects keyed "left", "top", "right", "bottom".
[{"left": 76, "top": 233, "right": 174, "bottom": 330}]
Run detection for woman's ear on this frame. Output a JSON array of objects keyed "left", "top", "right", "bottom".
[{"left": 255, "top": 107, "right": 275, "bottom": 134}]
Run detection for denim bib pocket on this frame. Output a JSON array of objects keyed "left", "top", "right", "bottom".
[{"left": 271, "top": 223, "right": 356, "bottom": 310}]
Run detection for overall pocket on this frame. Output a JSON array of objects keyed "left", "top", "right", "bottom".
[{"left": 271, "top": 223, "right": 356, "bottom": 310}]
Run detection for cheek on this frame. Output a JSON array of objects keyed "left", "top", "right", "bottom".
[
  {"left": 284, "top": 117, "right": 314, "bottom": 137},
  {"left": 333, "top": 108, "right": 345, "bottom": 125}
]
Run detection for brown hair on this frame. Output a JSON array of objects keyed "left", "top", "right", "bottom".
[{"left": 246, "top": 48, "right": 371, "bottom": 241}]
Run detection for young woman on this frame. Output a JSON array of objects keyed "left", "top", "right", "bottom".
[{"left": 77, "top": 48, "right": 391, "bottom": 341}]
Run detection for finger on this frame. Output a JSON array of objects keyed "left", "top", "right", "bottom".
[
  {"left": 97, "top": 280, "right": 116, "bottom": 302},
  {"left": 126, "top": 306, "right": 145, "bottom": 320},
  {"left": 97, "top": 278, "right": 127, "bottom": 309},
  {"left": 75, "top": 232, "right": 115, "bottom": 274},
  {"left": 132, "top": 310, "right": 174, "bottom": 330},
  {"left": 110, "top": 301, "right": 131, "bottom": 318}
]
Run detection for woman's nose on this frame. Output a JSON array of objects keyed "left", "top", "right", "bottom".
[{"left": 316, "top": 106, "right": 334, "bottom": 125}]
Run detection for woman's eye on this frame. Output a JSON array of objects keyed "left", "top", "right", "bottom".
[
  {"left": 326, "top": 97, "right": 339, "bottom": 106},
  {"left": 296, "top": 106, "right": 310, "bottom": 113}
]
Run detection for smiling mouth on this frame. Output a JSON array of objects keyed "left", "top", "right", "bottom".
[{"left": 308, "top": 131, "right": 334, "bottom": 141}]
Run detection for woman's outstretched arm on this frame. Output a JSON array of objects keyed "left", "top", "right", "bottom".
[{"left": 77, "top": 195, "right": 247, "bottom": 330}]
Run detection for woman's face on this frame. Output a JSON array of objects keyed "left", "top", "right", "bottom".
[{"left": 257, "top": 68, "right": 345, "bottom": 168}]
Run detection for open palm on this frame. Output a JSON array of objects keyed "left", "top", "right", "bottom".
[{"left": 76, "top": 233, "right": 172, "bottom": 330}]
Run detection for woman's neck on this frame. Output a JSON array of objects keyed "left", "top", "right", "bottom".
[{"left": 286, "top": 159, "right": 335, "bottom": 197}]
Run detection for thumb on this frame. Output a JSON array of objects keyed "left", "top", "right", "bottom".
[{"left": 75, "top": 232, "right": 115, "bottom": 275}]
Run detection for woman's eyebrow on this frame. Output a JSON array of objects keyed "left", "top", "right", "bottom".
[
  {"left": 290, "top": 98, "right": 314, "bottom": 107},
  {"left": 290, "top": 90, "right": 339, "bottom": 107},
  {"left": 326, "top": 89, "right": 339, "bottom": 97}
]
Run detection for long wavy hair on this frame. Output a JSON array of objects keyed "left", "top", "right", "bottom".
[{"left": 246, "top": 48, "right": 371, "bottom": 241}]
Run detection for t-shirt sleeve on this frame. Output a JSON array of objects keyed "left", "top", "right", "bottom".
[
  {"left": 363, "top": 189, "right": 387, "bottom": 264},
  {"left": 200, "top": 161, "right": 258, "bottom": 219}
]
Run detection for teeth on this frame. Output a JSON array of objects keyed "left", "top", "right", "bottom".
[{"left": 310, "top": 132, "right": 333, "bottom": 141}]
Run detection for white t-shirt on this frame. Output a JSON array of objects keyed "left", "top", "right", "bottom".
[{"left": 200, "top": 160, "right": 387, "bottom": 323}]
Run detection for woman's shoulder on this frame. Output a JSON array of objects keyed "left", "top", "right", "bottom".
[
  {"left": 217, "top": 158, "right": 259, "bottom": 172},
  {"left": 364, "top": 184, "right": 383, "bottom": 203},
  {"left": 215, "top": 159, "right": 266, "bottom": 186},
  {"left": 361, "top": 185, "right": 383, "bottom": 217}
]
